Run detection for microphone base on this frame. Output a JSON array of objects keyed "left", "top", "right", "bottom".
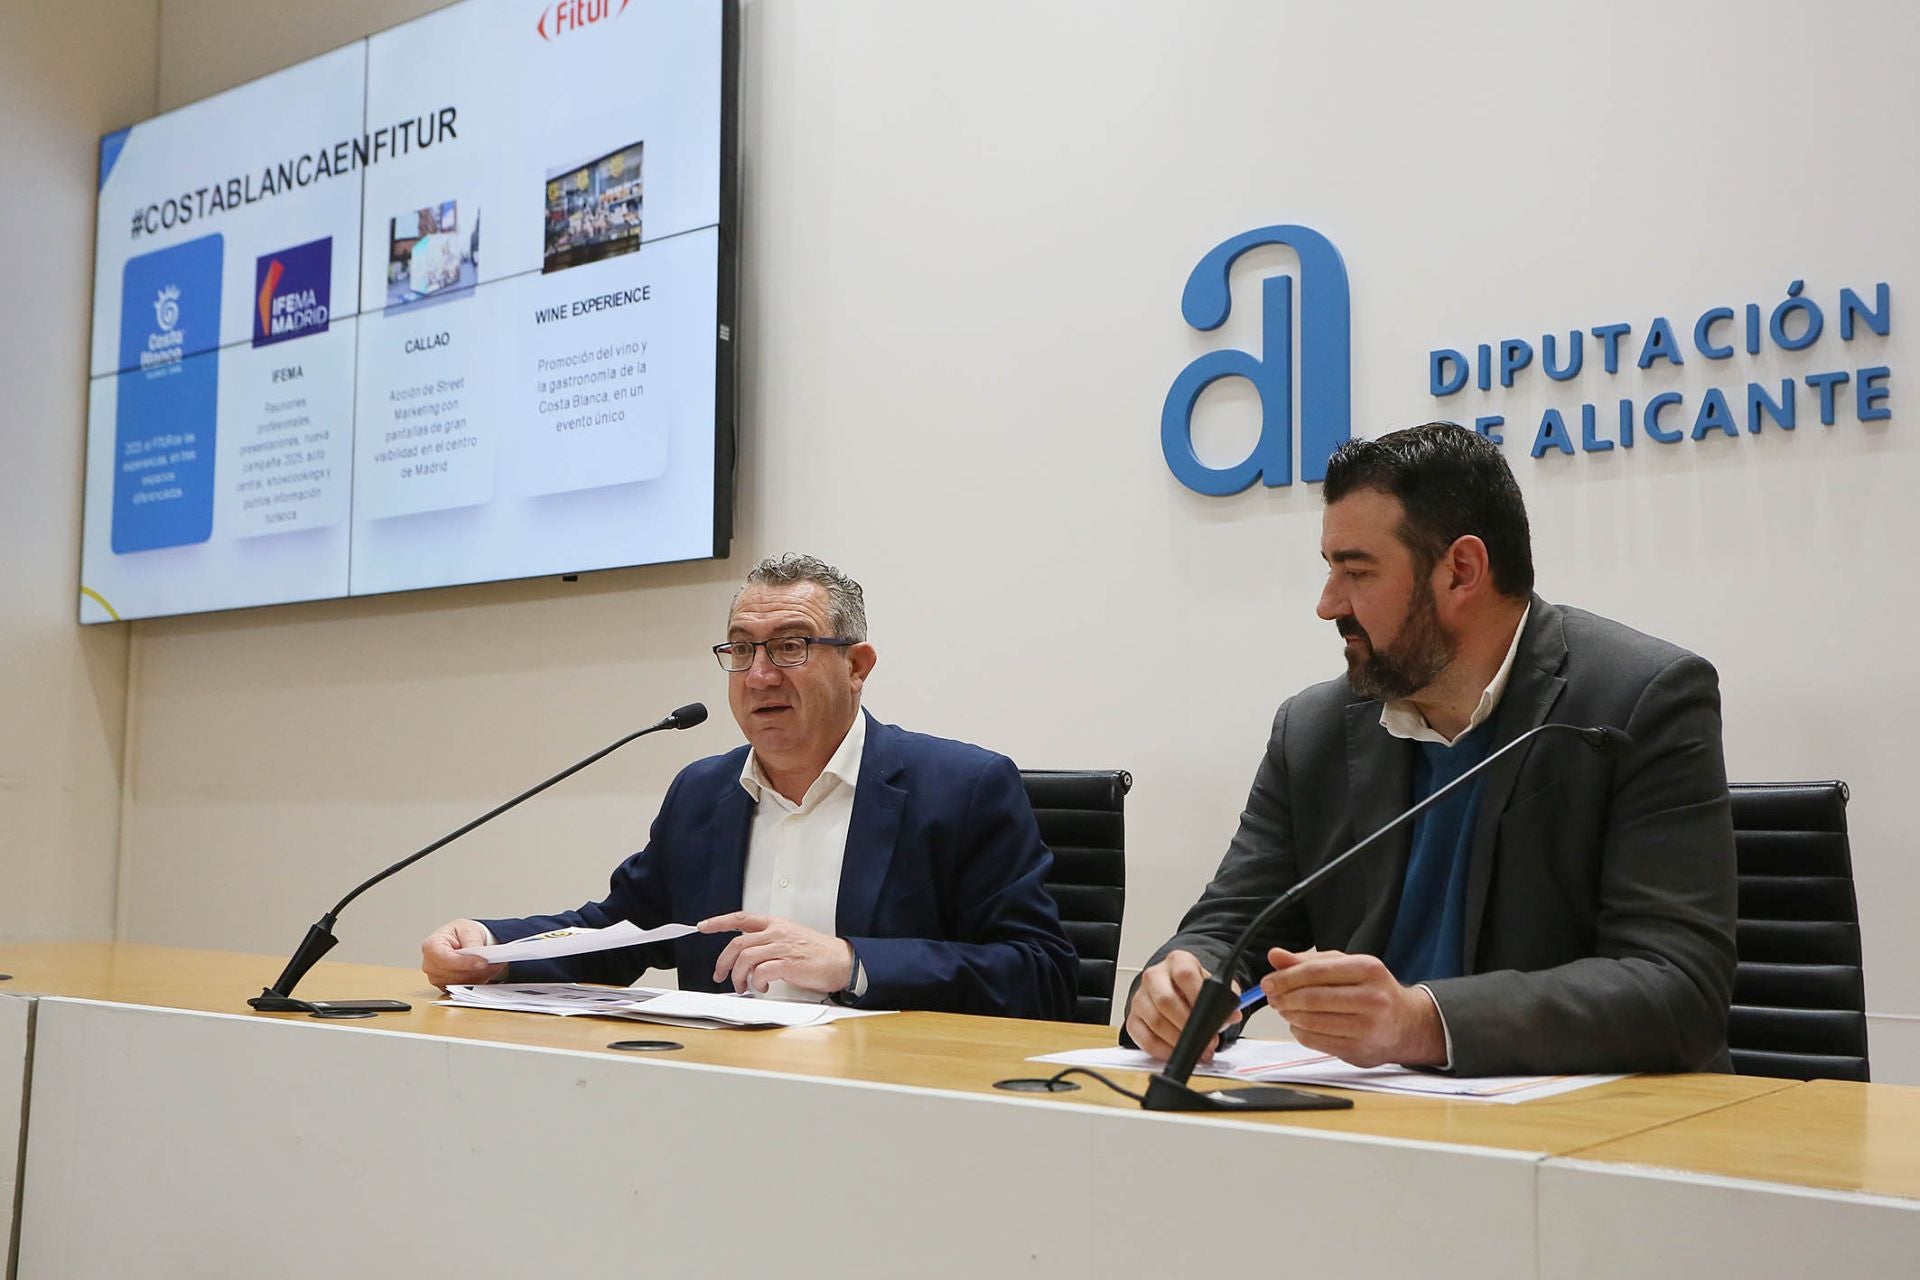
[
  {"left": 246, "top": 991, "right": 412, "bottom": 1016},
  {"left": 247, "top": 991, "right": 313, "bottom": 1012},
  {"left": 1142, "top": 1073, "right": 1353, "bottom": 1113}
]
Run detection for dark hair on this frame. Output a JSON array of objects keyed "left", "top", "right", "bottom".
[
  {"left": 1321, "top": 422, "right": 1534, "bottom": 597},
  {"left": 736, "top": 552, "right": 868, "bottom": 641}
]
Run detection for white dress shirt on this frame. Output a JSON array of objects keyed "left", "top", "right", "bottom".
[
  {"left": 1378, "top": 604, "right": 1531, "bottom": 747},
  {"left": 736, "top": 710, "right": 867, "bottom": 1003}
]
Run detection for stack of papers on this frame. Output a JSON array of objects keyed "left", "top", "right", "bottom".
[
  {"left": 442, "top": 982, "right": 891, "bottom": 1031},
  {"left": 1029, "top": 1038, "right": 1622, "bottom": 1104}
]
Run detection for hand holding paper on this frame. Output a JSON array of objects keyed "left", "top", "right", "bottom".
[{"left": 421, "top": 918, "right": 506, "bottom": 989}]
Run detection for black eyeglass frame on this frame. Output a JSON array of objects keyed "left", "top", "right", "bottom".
[{"left": 711, "top": 636, "right": 856, "bottom": 671}]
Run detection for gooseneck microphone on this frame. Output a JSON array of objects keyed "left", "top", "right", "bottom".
[
  {"left": 1141, "top": 721, "right": 1630, "bottom": 1112},
  {"left": 248, "top": 702, "right": 708, "bottom": 1014}
]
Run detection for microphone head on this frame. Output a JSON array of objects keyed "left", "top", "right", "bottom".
[
  {"left": 668, "top": 702, "right": 708, "bottom": 730},
  {"left": 1582, "top": 726, "right": 1633, "bottom": 756}
]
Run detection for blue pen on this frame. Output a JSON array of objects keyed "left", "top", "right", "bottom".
[{"left": 1212, "top": 985, "right": 1268, "bottom": 1048}]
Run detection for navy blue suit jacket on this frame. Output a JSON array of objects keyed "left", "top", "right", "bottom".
[{"left": 476, "top": 713, "right": 1076, "bottom": 1020}]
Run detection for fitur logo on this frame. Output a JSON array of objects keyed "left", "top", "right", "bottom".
[
  {"left": 1162, "top": 225, "right": 1353, "bottom": 496},
  {"left": 536, "top": 0, "right": 631, "bottom": 41}
]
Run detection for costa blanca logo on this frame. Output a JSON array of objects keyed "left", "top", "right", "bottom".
[
  {"left": 252, "top": 237, "right": 332, "bottom": 348},
  {"left": 142, "top": 284, "right": 185, "bottom": 374},
  {"left": 153, "top": 285, "right": 180, "bottom": 332},
  {"left": 536, "top": 0, "right": 630, "bottom": 41},
  {"left": 1162, "top": 224, "right": 1352, "bottom": 495}
]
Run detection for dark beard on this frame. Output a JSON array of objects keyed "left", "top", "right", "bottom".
[{"left": 1340, "top": 581, "right": 1453, "bottom": 702}]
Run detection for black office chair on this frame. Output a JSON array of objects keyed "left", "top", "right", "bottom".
[
  {"left": 1728, "top": 780, "right": 1869, "bottom": 1081},
  {"left": 1020, "top": 769, "right": 1129, "bottom": 1025}
]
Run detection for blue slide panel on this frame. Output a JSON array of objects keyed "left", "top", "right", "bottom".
[{"left": 112, "top": 234, "right": 223, "bottom": 554}]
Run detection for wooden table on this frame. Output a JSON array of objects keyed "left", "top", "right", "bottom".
[
  {"left": 2, "top": 943, "right": 1915, "bottom": 1279},
  {"left": 1536, "top": 1077, "right": 1920, "bottom": 1276},
  {"left": 1568, "top": 1078, "right": 1920, "bottom": 1198},
  {"left": 0, "top": 940, "right": 1788, "bottom": 1150}
]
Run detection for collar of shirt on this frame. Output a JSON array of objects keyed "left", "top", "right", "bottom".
[
  {"left": 737, "top": 707, "right": 867, "bottom": 813},
  {"left": 1378, "top": 604, "right": 1531, "bottom": 747}
]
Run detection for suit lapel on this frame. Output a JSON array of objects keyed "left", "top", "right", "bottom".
[
  {"left": 1461, "top": 598, "right": 1568, "bottom": 968},
  {"left": 688, "top": 763, "right": 754, "bottom": 922},
  {"left": 836, "top": 712, "right": 905, "bottom": 938},
  {"left": 1344, "top": 701, "right": 1416, "bottom": 955}
]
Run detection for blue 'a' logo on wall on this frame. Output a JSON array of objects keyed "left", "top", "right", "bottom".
[{"left": 1161, "top": 225, "right": 1352, "bottom": 494}]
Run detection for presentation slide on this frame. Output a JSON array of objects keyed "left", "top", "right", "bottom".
[{"left": 80, "top": 0, "right": 732, "bottom": 623}]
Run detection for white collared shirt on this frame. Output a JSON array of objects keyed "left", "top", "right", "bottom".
[
  {"left": 1378, "top": 604, "right": 1531, "bottom": 746},
  {"left": 735, "top": 709, "right": 867, "bottom": 1003}
]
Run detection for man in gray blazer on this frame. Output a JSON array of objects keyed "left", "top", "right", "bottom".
[{"left": 1126, "top": 423, "right": 1737, "bottom": 1076}]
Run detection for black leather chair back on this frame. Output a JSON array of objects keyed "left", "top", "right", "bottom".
[
  {"left": 1020, "top": 769, "right": 1129, "bottom": 1025},
  {"left": 1729, "top": 781, "right": 1869, "bottom": 1081}
]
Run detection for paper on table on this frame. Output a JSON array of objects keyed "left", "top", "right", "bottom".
[
  {"left": 466, "top": 920, "right": 697, "bottom": 964},
  {"left": 440, "top": 982, "right": 893, "bottom": 1030},
  {"left": 1028, "top": 1039, "right": 1306, "bottom": 1081},
  {"left": 1028, "top": 1038, "right": 1623, "bottom": 1104},
  {"left": 629, "top": 988, "right": 892, "bottom": 1027}
]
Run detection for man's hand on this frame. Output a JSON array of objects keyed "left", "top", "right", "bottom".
[
  {"left": 420, "top": 918, "right": 505, "bottom": 990},
  {"left": 1259, "top": 947, "right": 1446, "bottom": 1067},
  {"left": 1123, "top": 949, "right": 1241, "bottom": 1064},
  {"left": 699, "top": 912, "right": 854, "bottom": 995}
]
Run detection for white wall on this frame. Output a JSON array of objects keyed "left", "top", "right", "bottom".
[
  {"left": 63, "top": 2, "right": 1920, "bottom": 1078},
  {"left": 0, "top": 1, "right": 154, "bottom": 940}
]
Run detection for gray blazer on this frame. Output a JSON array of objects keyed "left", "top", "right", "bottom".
[{"left": 1144, "top": 598, "right": 1738, "bottom": 1075}]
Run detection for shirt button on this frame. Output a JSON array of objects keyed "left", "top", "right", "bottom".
[{"left": 778, "top": 877, "right": 790, "bottom": 888}]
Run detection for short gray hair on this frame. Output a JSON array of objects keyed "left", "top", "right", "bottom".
[{"left": 734, "top": 553, "right": 869, "bottom": 641}]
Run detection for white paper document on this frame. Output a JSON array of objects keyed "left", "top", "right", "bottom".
[
  {"left": 442, "top": 982, "right": 892, "bottom": 1030},
  {"left": 466, "top": 920, "right": 698, "bottom": 964},
  {"left": 1029, "top": 1038, "right": 1623, "bottom": 1104}
]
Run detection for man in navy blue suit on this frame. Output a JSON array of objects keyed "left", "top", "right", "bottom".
[{"left": 421, "top": 553, "right": 1076, "bottom": 1020}]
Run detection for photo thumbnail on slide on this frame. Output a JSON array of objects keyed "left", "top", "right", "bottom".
[
  {"left": 542, "top": 140, "right": 643, "bottom": 275},
  {"left": 386, "top": 199, "right": 479, "bottom": 310}
]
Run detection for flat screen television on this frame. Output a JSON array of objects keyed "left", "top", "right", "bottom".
[{"left": 79, "top": 0, "right": 737, "bottom": 623}]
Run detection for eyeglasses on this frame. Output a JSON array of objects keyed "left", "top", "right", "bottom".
[{"left": 712, "top": 636, "right": 855, "bottom": 672}]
